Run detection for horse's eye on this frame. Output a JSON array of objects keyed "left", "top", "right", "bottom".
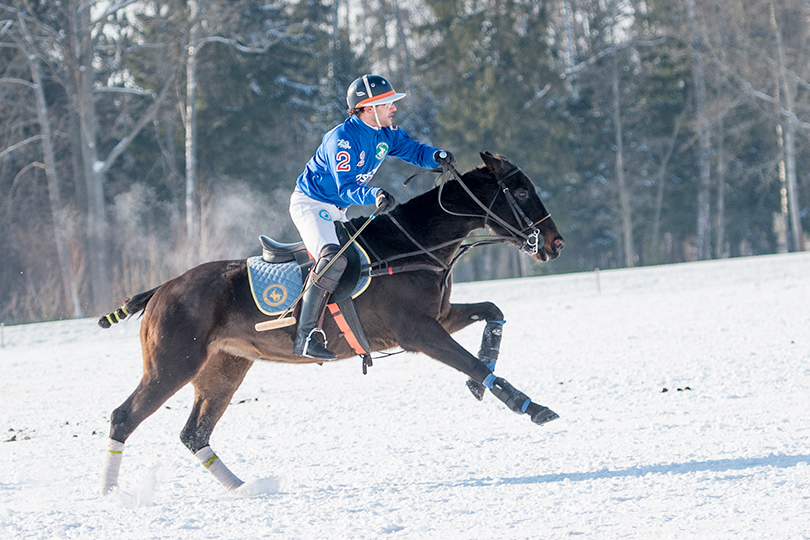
[{"left": 515, "top": 189, "right": 529, "bottom": 201}]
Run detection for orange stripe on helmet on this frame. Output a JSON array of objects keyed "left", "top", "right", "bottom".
[{"left": 356, "top": 90, "right": 396, "bottom": 108}]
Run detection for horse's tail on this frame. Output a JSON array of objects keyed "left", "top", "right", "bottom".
[{"left": 98, "top": 287, "right": 160, "bottom": 329}]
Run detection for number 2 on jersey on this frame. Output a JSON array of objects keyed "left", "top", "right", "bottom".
[{"left": 336, "top": 151, "right": 351, "bottom": 172}]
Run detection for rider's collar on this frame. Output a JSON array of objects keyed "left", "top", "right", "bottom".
[{"left": 350, "top": 112, "right": 382, "bottom": 132}]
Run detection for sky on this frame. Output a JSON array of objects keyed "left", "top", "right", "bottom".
[{"left": 1, "top": 251, "right": 809, "bottom": 539}]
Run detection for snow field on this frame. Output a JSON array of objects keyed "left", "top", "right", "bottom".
[{"left": 1, "top": 252, "right": 809, "bottom": 539}]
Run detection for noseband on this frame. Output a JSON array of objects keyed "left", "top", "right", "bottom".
[{"left": 438, "top": 165, "right": 551, "bottom": 256}]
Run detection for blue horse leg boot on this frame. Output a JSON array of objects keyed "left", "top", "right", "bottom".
[{"left": 293, "top": 244, "right": 348, "bottom": 360}]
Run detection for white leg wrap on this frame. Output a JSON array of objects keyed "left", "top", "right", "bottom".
[
  {"left": 195, "top": 446, "right": 244, "bottom": 492},
  {"left": 100, "top": 439, "right": 125, "bottom": 495}
]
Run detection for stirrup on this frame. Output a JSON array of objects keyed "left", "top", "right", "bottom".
[{"left": 299, "top": 328, "right": 336, "bottom": 360}]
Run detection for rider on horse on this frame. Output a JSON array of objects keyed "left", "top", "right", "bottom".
[{"left": 289, "top": 74, "right": 455, "bottom": 360}]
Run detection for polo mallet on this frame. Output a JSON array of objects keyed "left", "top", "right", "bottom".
[{"left": 254, "top": 212, "right": 378, "bottom": 332}]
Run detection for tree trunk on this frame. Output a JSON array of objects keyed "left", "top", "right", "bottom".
[
  {"left": 562, "top": 0, "right": 579, "bottom": 101},
  {"left": 64, "top": 0, "right": 176, "bottom": 309},
  {"left": 612, "top": 54, "right": 634, "bottom": 267},
  {"left": 686, "top": 0, "right": 712, "bottom": 260},
  {"left": 713, "top": 116, "right": 726, "bottom": 258},
  {"left": 393, "top": 0, "right": 413, "bottom": 94},
  {"left": 770, "top": 2, "right": 803, "bottom": 251},
  {"left": 185, "top": 0, "right": 201, "bottom": 246},
  {"left": 652, "top": 107, "right": 685, "bottom": 263},
  {"left": 70, "top": 0, "right": 110, "bottom": 309},
  {"left": 18, "top": 14, "right": 83, "bottom": 317},
  {"left": 775, "top": 122, "right": 790, "bottom": 253}
]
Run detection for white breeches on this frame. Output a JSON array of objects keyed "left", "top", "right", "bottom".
[{"left": 289, "top": 189, "right": 348, "bottom": 257}]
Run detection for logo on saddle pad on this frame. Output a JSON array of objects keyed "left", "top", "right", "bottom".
[{"left": 262, "top": 284, "right": 287, "bottom": 307}]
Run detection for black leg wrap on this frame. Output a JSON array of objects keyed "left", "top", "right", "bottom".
[
  {"left": 489, "top": 377, "right": 559, "bottom": 425},
  {"left": 467, "top": 320, "right": 504, "bottom": 401},
  {"left": 490, "top": 377, "right": 530, "bottom": 413}
]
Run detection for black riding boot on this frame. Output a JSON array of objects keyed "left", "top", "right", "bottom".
[
  {"left": 293, "top": 245, "right": 347, "bottom": 360},
  {"left": 293, "top": 284, "right": 335, "bottom": 360}
]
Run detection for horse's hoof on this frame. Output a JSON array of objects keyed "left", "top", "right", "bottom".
[
  {"left": 466, "top": 379, "right": 485, "bottom": 401},
  {"left": 527, "top": 403, "right": 559, "bottom": 425}
]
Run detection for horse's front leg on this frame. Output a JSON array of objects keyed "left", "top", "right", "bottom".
[
  {"left": 438, "top": 301, "right": 504, "bottom": 334},
  {"left": 396, "top": 315, "right": 558, "bottom": 425},
  {"left": 438, "top": 303, "right": 506, "bottom": 401}
]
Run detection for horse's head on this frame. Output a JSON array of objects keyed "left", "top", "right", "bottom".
[{"left": 472, "top": 151, "right": 565, "bottom": 262}]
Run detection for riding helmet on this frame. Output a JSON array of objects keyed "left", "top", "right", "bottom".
[{"left": 346, "top": 75, "right": 406, "bottom": 109}]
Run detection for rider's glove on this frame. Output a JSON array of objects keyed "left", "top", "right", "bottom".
[
  {"left": 375, "top": 189, "right": 396, "bottom": 214},
  {"left": 433, "top": 150, "right": 456, "bottom": 168}
]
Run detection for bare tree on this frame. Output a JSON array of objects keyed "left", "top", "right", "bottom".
[
  {"left": 184, "top": 0, "right": 201, "bottom": 246},
  {"left": 769, "top": 1, "right": 803, "bottom": 251},
  {"left": 686, "top": 0, "right": 712, "bottom": 260},
  {"left": 611, "top": 51, "right": 634, "bottom": 267},
  {"left": 704, "top": 0, "right": 807, "bottom": 253},
  {"left": 60, "top": 0, "right": 177, "bottom": 309},
  {"left": 1, "top": 4, "right": 83, "bottom": 316},
  {"left": 651, "top": 106, "right": 687, "bottom": 262},
  {"left": 714, "top": 116, "right": 727, "bottom": 258}
]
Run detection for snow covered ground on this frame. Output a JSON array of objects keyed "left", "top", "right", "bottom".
[{"left": 1, "top": 252, "right": 809, "bottom": 539}]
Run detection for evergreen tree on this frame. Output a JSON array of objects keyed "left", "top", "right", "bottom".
[{"left": 414, "top": 0, "right": 573, "bottom": 276}]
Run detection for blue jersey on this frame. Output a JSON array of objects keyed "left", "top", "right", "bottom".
[{"left": 296, "top": 115, "right": 440, "bottom": 207}]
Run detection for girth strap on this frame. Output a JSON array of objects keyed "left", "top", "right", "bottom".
[
  {"left": 328, "top": 298, "right": 374, "bottom": 373},
  {"left": 365, "top": 263, "right": 445, "bottom": 277}
]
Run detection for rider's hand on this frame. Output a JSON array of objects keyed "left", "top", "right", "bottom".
[
  {"left": 375, "top": 189, "right": 396, "bottom": 214},
  {"left": 433, "top": 150, "right": 456, "bottom": 168}
]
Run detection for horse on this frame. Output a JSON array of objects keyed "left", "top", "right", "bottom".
[{"left": 97, "top": 152, "right": 565, "bottom": 495}]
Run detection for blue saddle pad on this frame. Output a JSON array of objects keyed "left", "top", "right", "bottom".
[
  {"left": 247, "top": 244, "right": 371, "bottom": 316},
  {"left": 247, "top": 257, "right": 303, "bottom": 316}
]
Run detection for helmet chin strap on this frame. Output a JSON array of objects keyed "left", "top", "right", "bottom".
[
  {"left": 371, "top": 105, "right": 383, "bottom": 129},
  {"left": 362, "top": 74, "right": 384, "bottom": 129}
]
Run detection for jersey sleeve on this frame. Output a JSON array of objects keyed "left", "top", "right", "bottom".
[
  {"left": 322, "top": 133, "right": 379, "bottom": 207},
  {"left": 388, "top": 127, "right": 441, "bottom": 169}
]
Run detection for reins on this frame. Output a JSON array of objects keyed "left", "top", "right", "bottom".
[
  {"left": 349, "top": 162, "right": 551, "bottom": 289},
  {"left": 436, "top": 165, "right": 551, "bottom": 256}
]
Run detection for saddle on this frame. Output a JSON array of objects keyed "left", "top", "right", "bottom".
[
  {"left": 248, "top": 224, "right": 373, "bottom": 366},
  {"left": 257, "top": 225, "right": 370, "bottom": 303}
]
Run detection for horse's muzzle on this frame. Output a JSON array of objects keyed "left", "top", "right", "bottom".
[{"left": 535, "top": 236, "right": 565, "bottom": 262}]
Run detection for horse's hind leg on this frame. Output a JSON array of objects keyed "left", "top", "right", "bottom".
[
  {"left": 101, "top": 327, "right": 208, "bottom": 495},
  {"left": 179, "top": 351, "right": 253, "bottom": 492},
  {"left": 101, "top": 363, "right": 200, "bottom": 494}
]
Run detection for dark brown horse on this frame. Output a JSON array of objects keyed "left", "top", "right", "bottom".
[{"left": 98, "top": 152, "right": 565, "bottom": 495}]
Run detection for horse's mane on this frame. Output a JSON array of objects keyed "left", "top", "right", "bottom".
[
  {"left": 347, "top": 165, "right": 498, "bottom": 257},
  {"left": 400, "top": 165, "right": 493, "bottom": 211}
]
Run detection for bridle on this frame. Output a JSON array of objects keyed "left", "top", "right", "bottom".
[
  {"left": 351, "top": 162, "right": 553, "bottom": 288},
  {"left": 436, "top": 164, "right": 551, "bottom": 256}
]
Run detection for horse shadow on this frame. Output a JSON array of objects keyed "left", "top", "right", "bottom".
[{"left": 452, "top": 453, "right": 810, "bottom": 488}]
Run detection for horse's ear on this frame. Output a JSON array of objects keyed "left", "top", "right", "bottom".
[{"left": 479, "top": 151, "right": 510, "bottom": 176}]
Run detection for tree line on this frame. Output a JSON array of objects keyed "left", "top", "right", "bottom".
[{"left": 1, "top": 0, "right": 807, "bottom": 323}]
